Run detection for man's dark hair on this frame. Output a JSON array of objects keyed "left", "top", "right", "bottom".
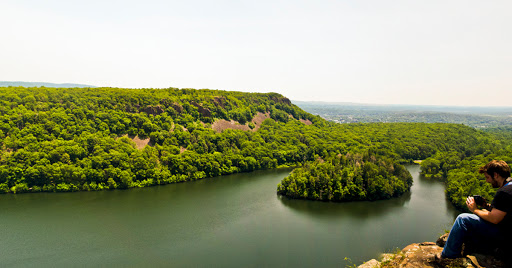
[{"left": 479, "top": 160, "right": 511, "bottom": 179}]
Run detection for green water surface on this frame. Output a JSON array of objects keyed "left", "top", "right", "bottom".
[{"left": 0, "top": 165, "right": 458, "bottom": 267}]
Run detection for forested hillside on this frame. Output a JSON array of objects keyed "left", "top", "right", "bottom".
[
  {"left": 0, "top": 86, "right": 317, "bottom": 193},
  {"left": 1, "top": 86, "right": 510, "bottom": 208}
]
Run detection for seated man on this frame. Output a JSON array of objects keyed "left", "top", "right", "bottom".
[{"left": 442, "top": 160, "right": 512, "bottom": 258}]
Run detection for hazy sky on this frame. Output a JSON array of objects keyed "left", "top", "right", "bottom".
[{"left": 2, "top": 0, "right": 511, "bottom": 106}]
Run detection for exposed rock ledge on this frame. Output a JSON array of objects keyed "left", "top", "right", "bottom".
[{"left": 358, "top": 234, "right": 505, "bottom": 268}]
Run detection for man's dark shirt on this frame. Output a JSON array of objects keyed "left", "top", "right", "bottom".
[{"left": 492, "top": 183, "right": 512, "bottom": 228}]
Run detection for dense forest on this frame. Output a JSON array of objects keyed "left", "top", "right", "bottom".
[
  {"left": 277, "top": 152, "right": 413, "bottom": 201},
  {"left": 283, "top": 100, "right": 512, "bottom": 206},
  {"left": 0, "top": 86, "right": 317, "bottom": 193},
  {"left": 420, "top": 135, "right": 512, "bottom": 211},
  {"left": 275, "top": 121, "right": 506, "bottom": 202},
  {"left": 1, "top": 86, "right": 511, "bottom": 209}
]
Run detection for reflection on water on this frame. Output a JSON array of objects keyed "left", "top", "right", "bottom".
[
  {"left": 279, "top": 165, "right": 459, "bottom": 221},
  {"left": 0, "top": 165, "right": 459, "bottom": 267},
  {"left": 278, "top": 191, "right": 411, "bottom": 220}
]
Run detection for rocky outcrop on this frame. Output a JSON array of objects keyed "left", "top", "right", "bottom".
[
  {"left": 142, "top": 105, "right": 165, "bottom": 115},
  {"left": 213, "top": 96, "right": 227, "bottom": 108},
  {"left": 190, "top": 101, "right": 212, "bottom": 117},
  {"left": 158, "top": 98, "right": 183, "bottom": 113},
  {"left": 358, "top": 234, "right": 505, "bottom": 268},
  {"left": 170, "top": 102, "right": 184, "bottom": 113}
]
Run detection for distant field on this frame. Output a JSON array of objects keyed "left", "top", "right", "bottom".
[{"left": 293, "top": 100, "right": 512, "bottom": 128}]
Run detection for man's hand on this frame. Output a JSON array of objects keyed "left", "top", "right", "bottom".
[
  {"left": 466, "top": 196, "right": 477, "bottom": 212},
  {"left": 467, "top": 196, "right": 507, "bottom": 224}
]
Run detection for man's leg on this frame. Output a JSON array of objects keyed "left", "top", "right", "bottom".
[{"left": 442, "top": 213, "right": 501, "bottom": 258}]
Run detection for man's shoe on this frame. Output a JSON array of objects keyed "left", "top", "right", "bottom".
[{"left": 435, "top": 253, "right": 459, "bottom": 262}]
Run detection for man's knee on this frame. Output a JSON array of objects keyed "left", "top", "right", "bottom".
[
  {"left": 454, "top": 213, "right": 477, "bottom": 229},
  {"left": 457, "top": 213, "right": 475, "bottom": 220}
]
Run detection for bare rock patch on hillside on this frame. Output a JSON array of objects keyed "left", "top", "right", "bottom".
[
  {"left": 211, "top": 112, "right": 270, "bottom": 133},
  {"left": 119, "top": 135, "right": 151, "bottom": 150},
  {"left": 300, "top": 119, "right": 312, "bottom": 125}
]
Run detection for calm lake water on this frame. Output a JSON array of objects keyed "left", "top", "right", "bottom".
[{"left": 0, "top": 165, "right": 459, "bottom": 267}]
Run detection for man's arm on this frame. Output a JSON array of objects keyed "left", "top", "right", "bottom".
[{"left": 467, "top": 196, "right": 507, "bottom": 224}]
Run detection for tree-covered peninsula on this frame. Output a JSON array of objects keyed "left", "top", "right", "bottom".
[{"left": 277, "top": 153, "right": 412, "bottom": 201}]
